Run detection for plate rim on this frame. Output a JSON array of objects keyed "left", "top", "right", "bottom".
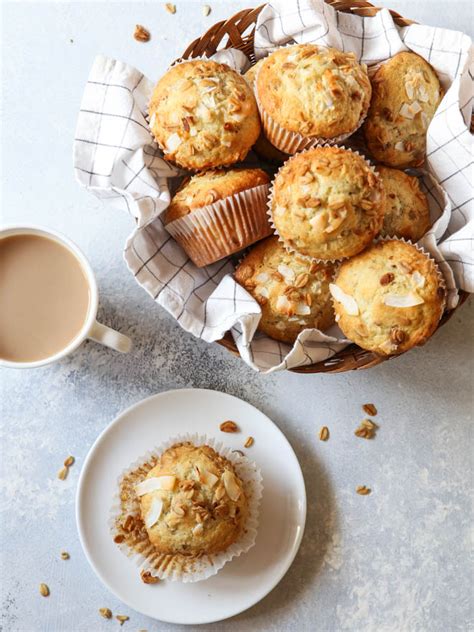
[{"left": 75, "top": 388, "right": 307, "bottom": 625}]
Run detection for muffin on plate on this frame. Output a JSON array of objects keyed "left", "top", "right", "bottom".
[
  {"left": 164, "top": 168, "right": 271, "bottom": 267},
  {"left": 137, "top": 443, "right": 248, "bottom": 556},
  {"left": 149, "top": 60, "right": 261, "bottom": 169},
  {"left": 377, "top": 167, "right": 431, "bottom": 241},
  {"left": 270, "top": 146, "right": 385, "bottom": 261},
  {"left": 255, "top": 44, "right": 371, "bottom": 153},
  {"left": 364, "top": 52, "right": 443, "bottom": 167},
  {"left": 244, "top": 60, "right": 289, "bottom": 165},
  {"left": 235, "top": 236, "right": 335, "bottom": 343},
  {"left": 330, "top": 240, "right": 445, "bottom": 356}
]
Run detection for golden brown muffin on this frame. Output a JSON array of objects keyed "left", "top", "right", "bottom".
[
  {"left": 235, "top": 237, "right": 335, "bottom": 343},
  {"left": 165, "top": 168, "right": 270, "bottom": 223},
  {"left": 330, "top": 240, "right": 445, "bottom": 356},
  {"left": 271, "top": 147, "right": 385, "bottom": 261},
  {"left": 164, "top": 168, "right": 272, "bottom": 267},
  {"left": 137, "top": 443, "right": 248, "bottom": 557},
  {"left": 256, "top": 44, "right": 371, "bottom": 150},
  {"left": 149, "top": 60, "right": 261, "bottom": 170},
  {"left": 243, "top": 61, "right": 289, "bottom": 165},
  {"left": 377, "top": 167, "right": 431, "bottom": 241},
  {"left": 364, "top": 52, "right": 443, "bottom": 168}
]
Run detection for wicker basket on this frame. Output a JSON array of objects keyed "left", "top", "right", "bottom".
[{"left": 177, "top": 0, "right": 470, "bottom": 374}]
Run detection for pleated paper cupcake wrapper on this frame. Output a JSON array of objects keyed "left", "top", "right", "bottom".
[
  {"left": 110, "top": 432, "right": 263, "bottom": 583},
  {"left": 254, "top": 53, "right": 369, "bottom": 155},
  {"left": 267, "top": 144, "right": 382, "bottom": 265},
  {"left": 330, "top": 236, "right": 447, "bottom": 353},
  {"left": 165, "top": 183, "right": 272, "bottom": 267}
]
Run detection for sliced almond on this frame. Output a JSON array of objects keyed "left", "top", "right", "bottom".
[
  {"left": 329, "top": 284, "right": 359, "bottom": 316},
  {"left": 383, "top": 292, "right": 424, "bottom": 308},
  {"left": 145, "top": 497, "right": 163, "bottom": 529},
  {"left": 222, "top": 470, "right": 241, "bottom": 501},
  {"left": 214, "top": 483, "right": 226, "bottom": 501},
  {"left": 135, "top": 476, "right": 176, "bottom": 496}
]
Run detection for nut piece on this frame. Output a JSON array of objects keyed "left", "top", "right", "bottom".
[
  {"left": 39, "top": 583, "right": 50, "bottom": 597},
  {"left": 140, "top": 569, "right": 160, "bottom": 584},
  {"left": 380, "top": 273, "right": 394, "bottom": 286},
  {"left": 354, "top": 418, "right": 378, "bottom": 439},
  {"left": 220, "top": 420, "right": 239, "bottom": 433},
  {"left": 202, "top": 4, "right": 211, "bottom": 16},
  {"left": 114, "top": 534, "right": 125, "bottom": 544},
  {"left": 319, "top": 426, "right": 329, "bottom": 441},
  {"left": 116, "top": 615, "right": 130, "bottom": 625},
  {"left": 356, "top": 485, "right": 371, "bottom": 495},
  {"left": 63, "top": 455, "right": 75, "bottom": 467},
  {"left": 244, "top": 436, "right": 254, "bottom": 448},
  {"left": 60, "top": 551, "right": 70, "bottom": 560},
  {"left": 57, "top": 467, "right": 68, "bottom": 481},
  {"left": 362, "top": 403, "right": 377, "bottom": 416},
  {"left": 134, "top": 24, "right": 150, "bottom": 42},
  {"left": 99, "top": 608, "right": 112, "bottom": 619},
  {"left": 165, "top": 2, "right": 176, "bottom": 13}
]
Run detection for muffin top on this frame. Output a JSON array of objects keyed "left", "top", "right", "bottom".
[
  {"left": 243, "top": 58, "right": 264, "bottom": 88},
  {"left": 137, "top": 443, "right": 248, "bottom": 557},
  {"left": 330, "top": 240, "right": 445, "bottom": 355},
  {"left": 377, "top": 167, "right": 431, "bottom": 241},
  {"left": 256, "top": 44, "right": 371, "bottom": 139},
  {"left": 271, "top": 147, "right": 385, "bottom": 260},
  {"left": 364, "top": 52, "right": 443, "bottom": 168},
  {"left": 235, "top": 237, "right": 335, "bottom": 343},
  {"left": 164, "top": 168, "right": 270, "bottom": 224},
  {"left": 149, "top": 60, "right": 261, "bottom": 170}
]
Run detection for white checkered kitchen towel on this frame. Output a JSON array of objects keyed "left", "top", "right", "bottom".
[{"left": 74, "top": 0, "right": 473, "bottom": 373}]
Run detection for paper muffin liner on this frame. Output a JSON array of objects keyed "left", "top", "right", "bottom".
[
  {"left": 165, "top": 183, "right": 272, "bottom": 267},
  {"left": 267, "top": 144, "right": 382, "bottom": 264},
  {"left": 254, "top": 53, "right": 369, "bottom": 154},
  {"left": 110, "top": 432, "right": 263, "bottom": 583}
]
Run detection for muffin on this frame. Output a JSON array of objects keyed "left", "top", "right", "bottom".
[
  {"left": 270, "top": 147, "right": 385, "bottom": 261},
  {"left": 164, "top": 168, "right": 272, "bottom": 267},
  {"left": 149, "top": 60, "right": 261, "bottom": 169},
  {"left": 377, "top": 167, "right": 431, "bottom": 241},
  {"left": 364, "top": 52, "right": 443, "bottom": 167},
  {"left": 244, "top": 61, "right": 289, "bottom": 164},
  {"left": 330, "top": 240, "right": 445, "bottom": 356},
  {"left": 235, "top": 236, "right": 335, "bottom": 343},
  {"left": 256, "top": 44, "right": 371, "bottom": 153},
  {"left": 137, "top": 443, "right": 248, "bottom": 557}
]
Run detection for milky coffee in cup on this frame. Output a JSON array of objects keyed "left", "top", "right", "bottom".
[{"left": 0, "top": 233, "right": 91, "bottom": 363}]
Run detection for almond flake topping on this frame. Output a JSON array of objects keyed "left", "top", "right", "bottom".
[
  {"left": 329, "top": 284, "right": 359, "bottom": 316},
  {"left": 277, "top": 264, "right": 296, "bottom": 283},
  {"left": 165, "top": 133, "right": 182, "bottom": 153},
  {"left": 145, "top": 498, "right": 163, "bottom": 529},
  {"left": 400, "top": 101, "right": 422, "bottom": 120},
  {"left": 135, "top": 475, "right": 176, "bottom": 496},
  {"left": 222, "top": 470, "right": 241, "bottom": 501},
  {"left": 255, "top": 272, "right": 270, "bottom": 283},
  {"left": 383, "top": 292, "right": 424, "bottom": 307}
]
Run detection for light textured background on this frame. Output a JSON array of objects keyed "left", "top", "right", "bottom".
[{"left": 1, "top": 2, "right": 473, "bottom": 631}]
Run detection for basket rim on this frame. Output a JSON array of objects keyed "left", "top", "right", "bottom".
[{"left": 178, "top": 0, "right": 471, "bottom": 374}]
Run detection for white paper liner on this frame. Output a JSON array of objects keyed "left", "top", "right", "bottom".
[
  {"left": 254, "top": 46, "right": 369, "bottom": 154},
  {"left": 267, "top": 144, "right": 383, "bottom": 263},
  {"left": 165, "top": 183, "right": 272, "bottom": 267},
  {"left": 331, "top": 236, "right": 447, "bottom": 355},
  {"left": 110, "top": 433, "right": 263, "bottom": 583}
]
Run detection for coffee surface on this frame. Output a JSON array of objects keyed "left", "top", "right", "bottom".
[{"left": 0, "top": 233, "right": 91, "bottom": 362}]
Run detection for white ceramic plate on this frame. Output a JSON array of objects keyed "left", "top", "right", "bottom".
[{"left": 76, "top": 389, "right": 306, "bottom": 625}]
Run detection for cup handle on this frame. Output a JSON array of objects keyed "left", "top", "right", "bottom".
[{"left": 88, "top": 321, "right": 132, "bottom": 353}]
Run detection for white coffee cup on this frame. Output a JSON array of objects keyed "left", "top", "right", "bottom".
[{"left": 0, "top": 225, "right": 132, "bottom": 369}]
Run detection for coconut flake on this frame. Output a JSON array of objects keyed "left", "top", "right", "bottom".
[
  {"left": 256, "top": 272, "right": 270, "bottom": 283},
  {"left": 276, "top": 295, "right": 291, "bottom": 313},
  {"left": 274, "top": 205, "right": 286, "bottom": 217},
  {"left": 395, "top": 141, "right": 405, "bottom": 151},
  {"left": 295, "top": 302, "right": 311, "bottom": 316},
  {"left": 277, "top": 264, "right": 296, "bottom": 283},
  {"left": 383, "top": 292, "right": 424, "bottom": 307},
  {"left": 420, "top": 112, "right": 429, "bottom": 129},
  {"left": 165, "top": 133, "right": 182, "bottom": 153},
  {"left": 405, "top": 81, "right": 415, "bottom": 100},
  {"left": 257, "top": 286, "right": 270, "bottom": 298},
  {"left": 200, "top": 470, "right": 219, "bottom": 488},
  {"left": 400, "top": 101, "right": 422, "bottom": 120},
  {"left": 192, "top": 523, "right": 204, "bottom": 536},
  {"left": 149, "top": 112, "right": 156, "bottom": 128},
  {"left": 145, "top": 497, "right": 163, "bottom": 529},
  {"left": 222, "top": 470, "right": 241, "bottom": 501},
  {"left": 412, "top": 271, "right": 426, "bottom": 288},
  {"left": 329, "top": 283, "right": 359, "bottom": 316},
  {"left": 135, "top": 476, "right": 176, "bottom": 496},
  {"left": 418, "top": 84, "right": 430, "bottom": 103}
]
